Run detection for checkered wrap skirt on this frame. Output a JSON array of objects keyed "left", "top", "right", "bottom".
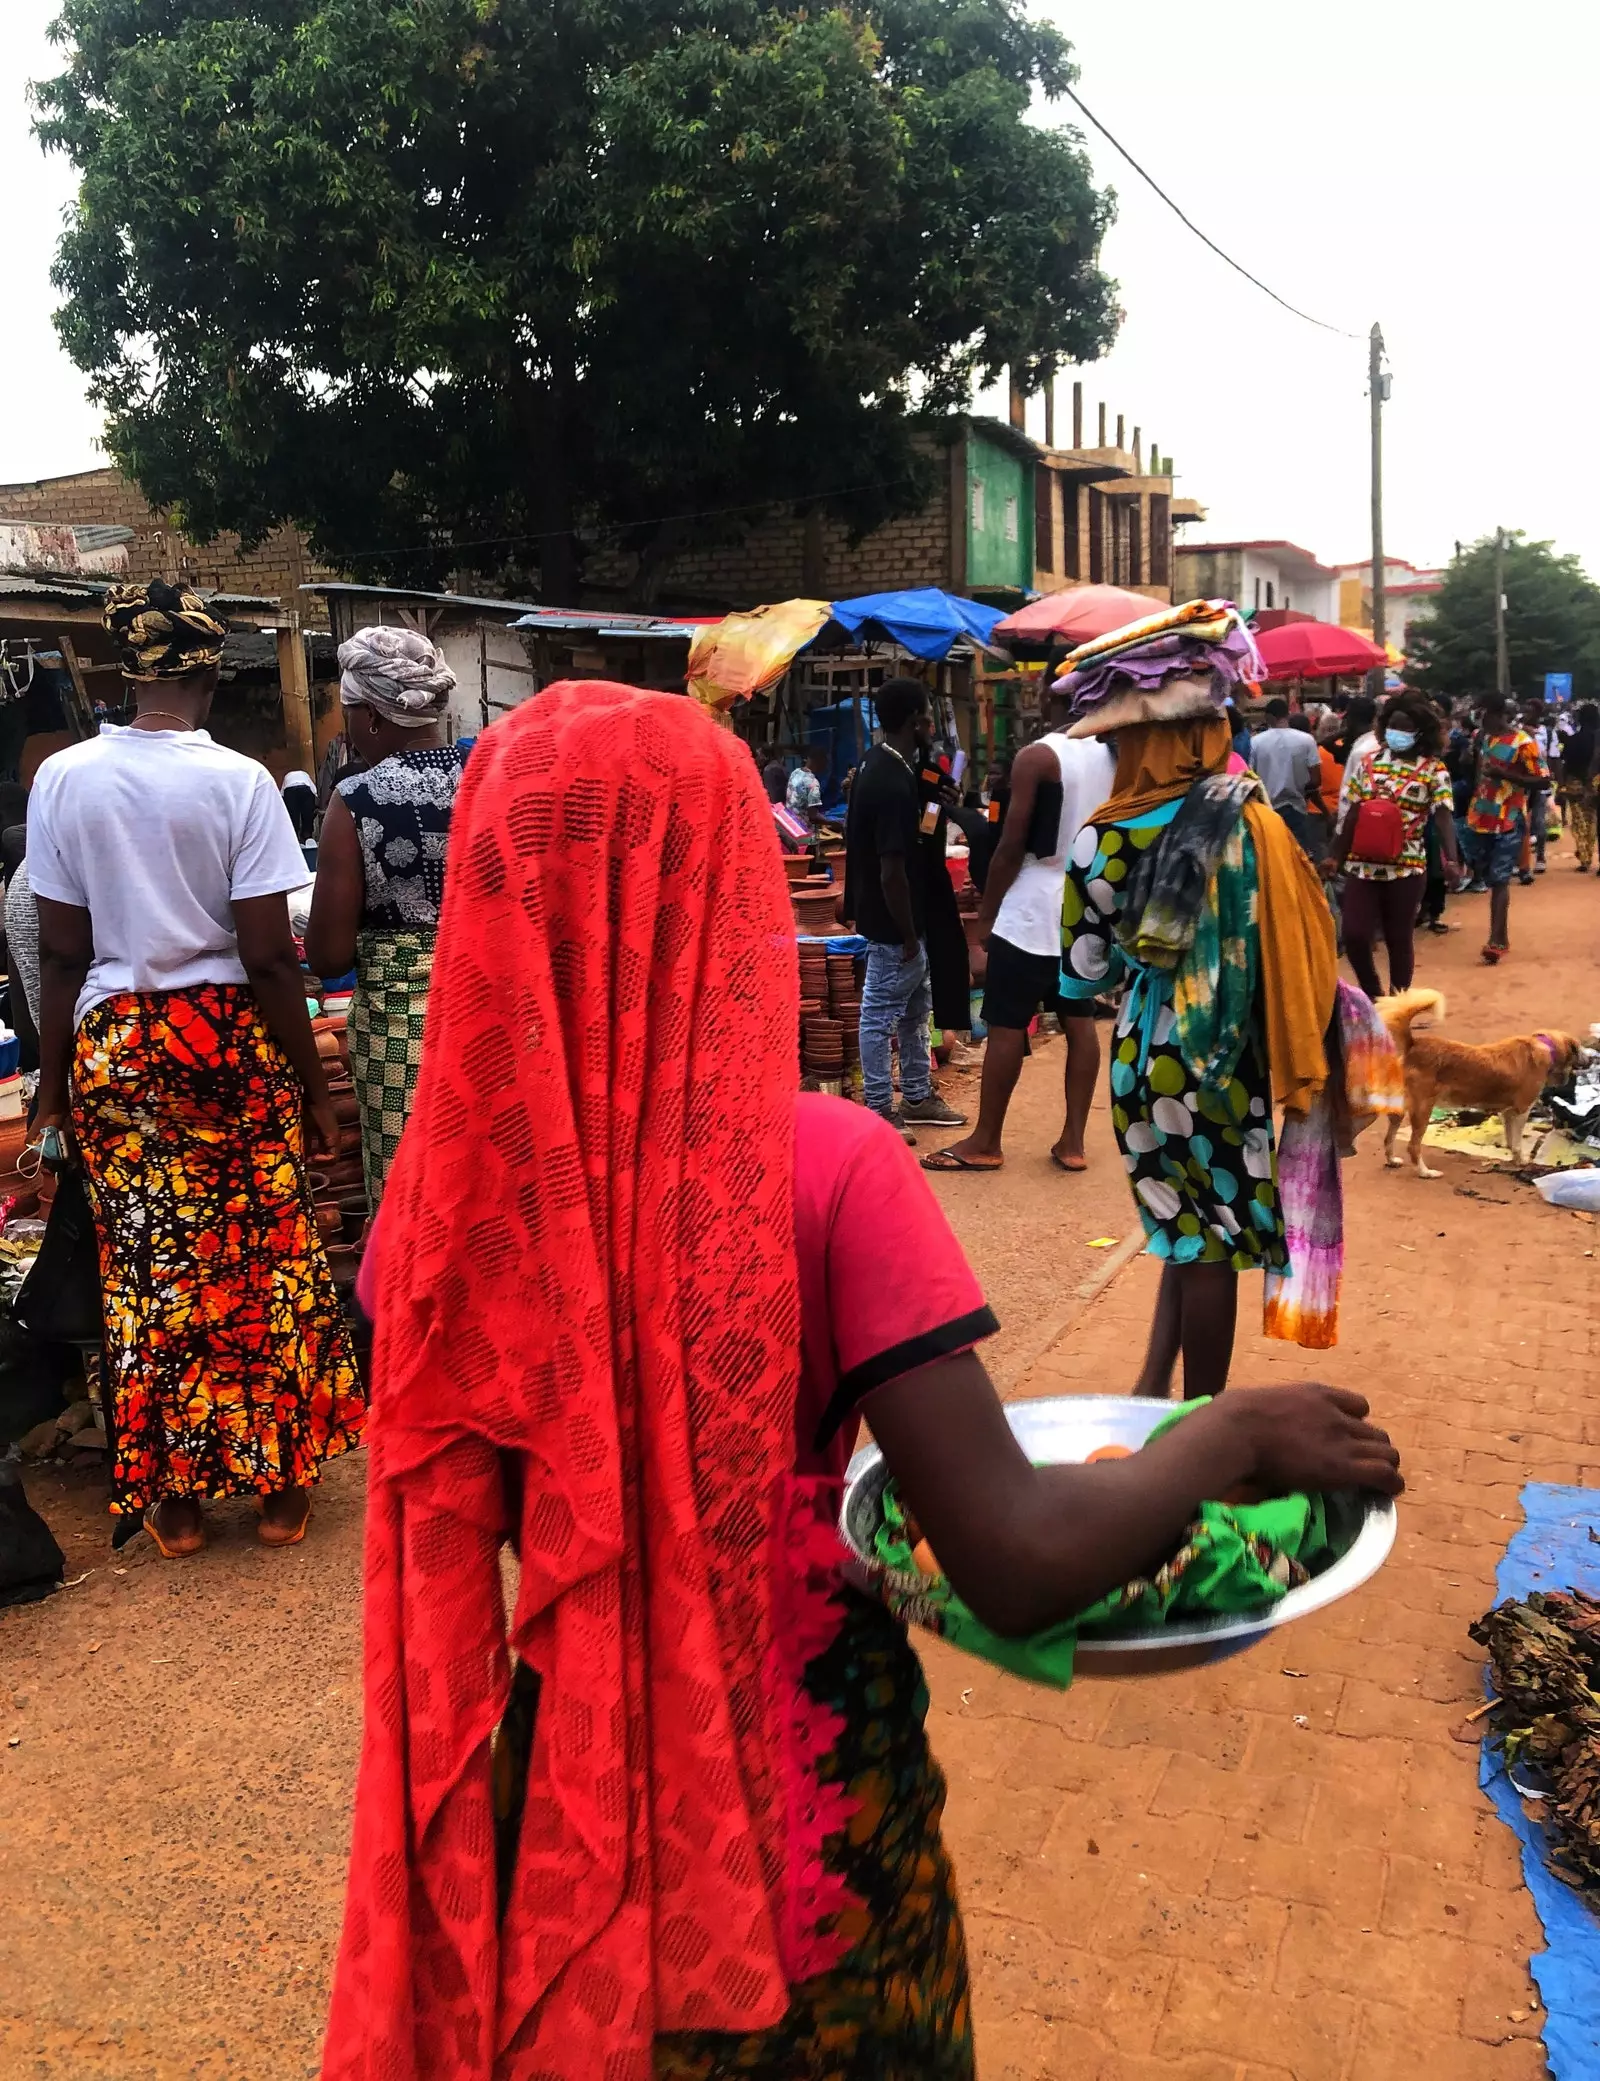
[{"left": 350, "top": 926, "right": 436, "bottom": 1208}]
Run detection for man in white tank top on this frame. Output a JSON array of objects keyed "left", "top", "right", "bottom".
[{"left": 923, "top": 688, "right": 1115, "bottom": 1174}]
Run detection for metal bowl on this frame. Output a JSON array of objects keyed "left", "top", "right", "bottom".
[{"left": 840, "top": 1395, "right": 1397, "bottom": 1679}]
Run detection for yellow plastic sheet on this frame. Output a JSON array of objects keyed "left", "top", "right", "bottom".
[{"left": 687, "top": 598, "right": 831, "bottom": 713}]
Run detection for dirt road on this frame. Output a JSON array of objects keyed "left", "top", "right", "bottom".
[{"left": 4, "top": 851, "right": 1597, "bottom": 2078}]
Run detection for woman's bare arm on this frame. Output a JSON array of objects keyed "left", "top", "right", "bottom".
[{"left": 862, "top": 1355, "right": 1402, "bottom": 1638}]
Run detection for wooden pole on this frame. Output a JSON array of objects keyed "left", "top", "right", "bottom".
[
  {"left": 1368, "top": 322, "right": 1387, "bottom": 699},
  {"left": 1494, "top": 527, "right": 1510, "bottom": 696},
  {"left": 55, "top": 633, "right": 96, "bottom": 742},
  {"left": 276, "top": 616, "right": 315, "bottom": 772}
]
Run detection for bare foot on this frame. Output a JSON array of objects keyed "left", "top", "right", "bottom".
[
  {"left": 145, "top": 1497, "right": 205, "bottom": 1558},
  {"left": 259, "top": 1488, "right": 312, "bottom": 1547},
  {"left": 1050, "top": 1140, "right": 1089, "bottom": 1173}
]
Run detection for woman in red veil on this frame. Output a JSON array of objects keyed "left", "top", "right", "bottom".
[{"left": 324, "top": 681, "right": 1399, "bottom": 2081}]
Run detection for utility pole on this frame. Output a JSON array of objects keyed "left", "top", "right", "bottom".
[
  {"left": 1368, "top": 322, "right": 1388, "bottom": 698},
  {"left": 1494, "top": 526, "right": 1510, "bottom": 696}
]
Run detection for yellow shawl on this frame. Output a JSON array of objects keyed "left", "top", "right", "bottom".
[{"left": 1242, "top": 800, "right": 1337, "bottom": 1118}]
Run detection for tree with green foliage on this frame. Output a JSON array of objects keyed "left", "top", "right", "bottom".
[
  {"left": 36, "top": 0, "right": 1119, "bottom": 602},
  {"left": 1407, "top": 533, "right": 1600, "bottom": 707}
]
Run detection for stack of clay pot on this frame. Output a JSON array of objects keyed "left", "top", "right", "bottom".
[
  {"left": 308, "top": 1007, "right": 365, "bottom": 1296},
  {"left": 826, "top": 953, "right": 863, "bottom": 1081},
  {"left": 801, "top": 1014, "right": 844, "bottom": 1083},
  {"left": 791, "top": 873, "right": 838, "bottom": 935}
]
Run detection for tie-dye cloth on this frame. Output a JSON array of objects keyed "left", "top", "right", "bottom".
[{"left": 1263, "top": 981, "right": 1403, "bottom": 1348}]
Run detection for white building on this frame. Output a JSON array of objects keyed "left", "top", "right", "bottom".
[{"left": 1172, "top": 540, "right": 1339, "bottom": 624}]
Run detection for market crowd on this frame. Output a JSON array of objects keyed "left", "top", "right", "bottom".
[{"left": 42, "top": 573, "right": 1591, "bottom": 2079}]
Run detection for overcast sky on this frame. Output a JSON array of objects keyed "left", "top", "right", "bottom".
[{"left": 3, "top": 0, "right": 1597, "bottom": 581}]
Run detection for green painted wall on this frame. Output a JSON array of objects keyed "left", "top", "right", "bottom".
[{"left": 965, "top": 430, "right": 1033, "bottom": 592}]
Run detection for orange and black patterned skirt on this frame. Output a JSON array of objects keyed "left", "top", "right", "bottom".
[{"left": 71, "top": 983, "right": 365, "bottom": 1517}]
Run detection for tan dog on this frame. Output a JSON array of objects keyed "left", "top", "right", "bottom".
[{"left": 1376, "top": 988, "right": 1582, "bottom": 1178}]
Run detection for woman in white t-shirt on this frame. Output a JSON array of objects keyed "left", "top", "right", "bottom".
[{"left": 29, "top": 580, "right": 364, "bottom": 1559}]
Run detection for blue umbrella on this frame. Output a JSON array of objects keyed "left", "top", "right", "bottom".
[{"left": 828, "top": 587, "right": 1006, "bottom": 662}]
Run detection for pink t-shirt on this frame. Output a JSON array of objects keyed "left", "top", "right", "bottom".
[{"left": 357, "top": 1092, "right": 996, "bottom": 1471}]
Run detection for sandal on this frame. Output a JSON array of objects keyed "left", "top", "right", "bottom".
[
  {"left": 1480, "top": 942, "right": 1507, "bottom": 965},
  {"left": 257, "top": 1492, "right": 312, "bottom": 1548},
  {"left": 144, "top": 1502, "right": 206, "bottom": 1560},
  {"left": 920, "top": 1147, "right": 1003, "bottom": 1173}
]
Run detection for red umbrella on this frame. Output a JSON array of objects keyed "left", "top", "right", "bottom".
[
  {"left": 992, "top": 584, "right": 1157, "bottom": 650},
  {"left": 1254, "top": 620, "right": 1385, "bottom": 681}
]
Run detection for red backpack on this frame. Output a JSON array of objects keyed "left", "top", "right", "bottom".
[{"left": 1349, "top": 794, "right": 1406, "bottom": 864}]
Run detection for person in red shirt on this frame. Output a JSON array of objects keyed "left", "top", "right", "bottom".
[{"left": 330, "top": 682, "right": 1401, "bottom": 2081}]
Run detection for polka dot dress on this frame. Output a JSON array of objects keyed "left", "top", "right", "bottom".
[{"left": 1061, "top": 813, "right": 1288, "bottom": 1272}]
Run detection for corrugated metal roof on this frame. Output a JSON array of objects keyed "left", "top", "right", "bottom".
[
  {"left": 0, "top": 572, "right": 106, "bottom": 603},
  {"left": 72, "top": 524, "right": 134, "bottom": 552},
  {"left": 510, "top": 609, "right": 703, "bottom": 640},
  {"left": 304, "top": 580, "right": 542, "bottom": 616}
]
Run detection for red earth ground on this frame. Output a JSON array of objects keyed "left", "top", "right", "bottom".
[{"left": 3, "top": 844, "right": 1597, "bottom": 2078}]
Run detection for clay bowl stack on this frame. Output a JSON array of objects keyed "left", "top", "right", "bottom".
[
  {"left": 791, "top": 877, "right": 838, "bottom": 934},
  {"left": 802, "top": 1015, "right": 845, "bottom": 1083},
  {"left": 826, "top": 954, "right": 863, "bottom": 1077},
  {"left": 782, "top": 854, "right": 814, "bottom": 887},
  {"left": 798, "top": 942, "right": 828, "bottom": 1005}
]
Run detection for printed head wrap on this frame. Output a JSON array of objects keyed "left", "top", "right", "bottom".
[
  {"left": 1055, "top": 599, "right": 1262, "bottom": 738},
  {"left": 338, "top": 625, "right": 456, "bottom": 726},
  {"left": 104, "top": 579, "right": 228, "bottom": 681}
]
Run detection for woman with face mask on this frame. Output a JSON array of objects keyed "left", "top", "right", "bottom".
[{"left": 1322, "top": 695, "right": 1463, "bottom": 998}]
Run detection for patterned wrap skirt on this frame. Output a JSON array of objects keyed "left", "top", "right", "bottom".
[
  {"left": 71, "top": 984, "right": 365, "bottom": 1516},
  {"left": 492, "top": 1586, "right": 974, "bottom": 2079},
  {"left": 350, "top": 926, "right": 435, "bottom": 1208}
]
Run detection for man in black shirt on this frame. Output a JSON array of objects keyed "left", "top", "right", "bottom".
[{"left": 844, "top": 678, "right": 967, "bottom": 1144}]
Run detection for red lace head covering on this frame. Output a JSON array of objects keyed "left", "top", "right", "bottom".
[{"left": 323, "top": 682, "right": 801, "bottom": 2080}]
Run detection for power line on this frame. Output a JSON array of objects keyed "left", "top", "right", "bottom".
[{"left": 1061, "top": 84, "right": 1363, "bottom": 341}]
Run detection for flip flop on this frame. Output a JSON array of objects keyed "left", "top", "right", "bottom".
[
  {"left": 144, "top": 1504, "right": 206, "bottom": 1560},
  {"left": 1050, "top": 1151, "right": 1090, "bottom": 1173},
  {"left": 257, "top": 1493, "right": 312, "bottom": 1548},
  {"left": 920, "top": 1148, "right": 1003, "bottom": 1173},
  {"left": 1480, "top": 943, "right": 1507, "bottom": 965}
]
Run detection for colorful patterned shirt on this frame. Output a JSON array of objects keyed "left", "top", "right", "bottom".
[
  {"left": 786, "top": 766, "right": 823, "bottom": 817},
  {"left": 1342, "top": 749, "right": 1453, "bottom": 881},
  {"left": 1466, "top": 729, "right": 1549, "bottom": 836}
]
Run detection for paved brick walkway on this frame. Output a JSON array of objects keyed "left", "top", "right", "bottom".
[
  {"left": 921, "top": 858, "right": 1600, "bottom": 2078},
  {"left": 3, "top": 854, "right": 1597, "bottom": 2079}
]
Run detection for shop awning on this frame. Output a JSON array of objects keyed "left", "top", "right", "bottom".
[
  {"left": 687, "top": 598, "right": 832, "bottom": 712},
  {"left": 1254, "top": 619, "right": 1387, "bottom": 681},
  {"left": 991, "top": 584, "right": 1158, "bottom": 653},
  {"left": 827, "top": 588, "right": 1005, "bottom": 662}
]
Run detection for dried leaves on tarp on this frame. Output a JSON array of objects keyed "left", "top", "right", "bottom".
[{"left": 1471, "top": 1588, "right": 1600, "bottom": 1904}]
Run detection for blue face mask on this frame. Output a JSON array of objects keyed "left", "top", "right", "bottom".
[{"left": 1385, "top": 728, "right": 1417, "bottom": 754}]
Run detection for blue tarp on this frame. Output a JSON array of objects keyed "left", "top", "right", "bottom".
[
  {"left": 829, "top": 588, "right": 1005, "bottom": 663},
  {"left": 1482, "top": 1484, "right": 1600, "bottom": 2080}
]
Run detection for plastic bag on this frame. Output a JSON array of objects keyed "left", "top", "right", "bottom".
[{"left": 1534, "top": 1168, "right": 1600, "bottom": 1211}]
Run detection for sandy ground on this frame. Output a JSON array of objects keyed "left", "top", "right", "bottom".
[{"left": 3, "top": 842, "right": 1598, "bottom": 2078}]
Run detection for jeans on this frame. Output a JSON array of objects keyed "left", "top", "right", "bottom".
[
  {"left": 860, "top": 939, "right": 933, "bottom": 1116},
  {"left": 1275, "top": 800, "right": 1316, "bottom": 858}
]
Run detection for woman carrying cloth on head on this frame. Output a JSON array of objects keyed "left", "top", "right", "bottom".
[
  {"left": 321, "top": 680, "right": 1402, "bottom": 2081},
  {"left": 1055, "top": 602, "right": 1344, "bottom": 1397},
  {"left": 304, "top": 627, "right": 467, "bottom": 1207},
  {"left": 29, "top": 580, "right": 363, "bottom": 1557}
]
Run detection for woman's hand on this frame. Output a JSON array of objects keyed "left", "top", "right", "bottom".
[
  {"left": 1219, "top": 1383, "right": 1403, "bottom": 1500},
  {"left": 28, "top": 1111, "right": 74, "bottom": 1171},
  {"left": 305, "top": 1093, "right": 339, "bottom": 1163}
]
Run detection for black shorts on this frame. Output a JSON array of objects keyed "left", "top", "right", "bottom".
[{"left": 982, "top": 933, "right": 1089, "bottom": 1031}]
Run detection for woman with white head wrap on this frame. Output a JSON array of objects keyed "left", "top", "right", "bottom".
[{"left": 304, "top": 626, "right": 468, "bottom": 1204}]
